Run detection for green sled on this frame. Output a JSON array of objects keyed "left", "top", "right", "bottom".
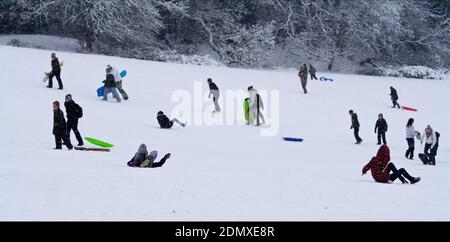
[
  {"left": 244, "top": 99, "right": 255, "bottom": 124},
  {"left": 85, "top": 137, "right": 114, "bottom": 148}
]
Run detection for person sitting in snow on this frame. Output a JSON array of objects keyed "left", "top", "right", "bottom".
[
  {"left": 157, "top": 111, "right": 186, "bottom": 129},
  {"left": 390, "top": 86, "right": 401, "bottom": 109},
  {"left": 362, "top": 145, "right": 421, "bottom": 184},
  {"left": 102, "top": 66, "right": 121, "bottom": 103},
  {"left": 127, "top": 144, "right": 171, "bottom": 168},
  {"left": 421, "top": 125, "right": 440, "bottom": 165}
]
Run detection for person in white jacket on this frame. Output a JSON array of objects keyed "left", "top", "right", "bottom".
[
  {"left": 248, "top": 86, "right": 265, "bottom": 126},
  {"left": 405, "top": 118, "right": 420, "bottom": 160},
  {"left": 107, "top": 65, "right": 129, "bottom": 100},
  {"left": 421, "top": 125, "right": 438, "bottom": 164}
]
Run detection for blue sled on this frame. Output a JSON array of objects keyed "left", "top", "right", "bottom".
[
  {"left": 97, "top": 86, "right": 105, "bottom": 97},
  {"left": 320, "top": 77, "right": 334, "bottom": 82},
  {"left": 282, "top": 137, "right": 304, "bottom": 142}
]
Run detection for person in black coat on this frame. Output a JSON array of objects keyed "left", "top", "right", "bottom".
[
  {"left": 157, "top": 111, "right": 185, "bottom": 129},
  {"left": 349, "top": 110, "right": 363, "bottom": 144},
  {"left": 64, "top": 94, "right": 84, "bottom": 146},
  {"left": 207, "top": 78, "right": 221, "bottom": 112},
  {"left": 53, "top": 101, "right": 73, "bottom": 150},
  {"left": 102, "top": 67, "right": 121, "bottom": 102},
  {"left": 390, "top": 87, "right": 400, "bottom": 109},
  {"left": 47, "top": 53, "right": 64, "bottom": 90},
  {"left": 375, "top": 113, "right": 388, "bottom": 145}
]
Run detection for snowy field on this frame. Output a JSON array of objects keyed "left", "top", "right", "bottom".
[{"left": 0, "top": 45, "right": 449, "bottom": 221}]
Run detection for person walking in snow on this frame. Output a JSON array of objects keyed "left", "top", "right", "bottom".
[
  {"left": 349, "top": 110, "right": 363, "bottom": 144},
  {"left": 405, "top": 118, "right": 420, "bottom": 160},
  {"left": 52, "top": 101, "right": 73, "bottom": 150},
  {"left": 309, "top": 64, "right": 318, "bottom": 80},
  {"left": 127, "top": 144, "right": 171, "bottom": 168},
  {"left": 421, "top": 125, "right": 439, "bottom": 165},
  {"left": 107, "top": 65, "right": 129, "bottom": 100},
  {"left": 390, "top": 86, "right": 401, "bottom": 109},
  {"left": 374, "top": 113, "right": 388, "bottom": 145},
  {"left": 298, "top": 64, "right": 308, "bottom": 94},
  {"left": 362, "top": 145, "right": 421, "bottom": 184},
  {"left": 102, "top": 66, "right": 121, "bottom": 103},
  {"left": 207, "top": 78, "right": 221, "bottom": 113},
  {"left": 157, "top": 111, "right": 186, "bottom": 129},
  {"left": 248, "top": 86, "right": 265, "bottom": 126},
  {"left": 64, "top": 94, "right": 84, "bottom": 147},
  {"left": 47, "top": 53, "right": 64, "bottom": 90}
]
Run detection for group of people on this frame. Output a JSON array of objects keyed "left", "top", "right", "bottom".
[
  {"left": 45, "top": 53, "right": 441, "bottom": 176},
  {"left": 102, "top": 64, "right": 129, "bottom": 102},
  {"left": 52, "top": 94, "right": 84, "bottom": 150},
  {"left": 351, "top": 86, "right": 442, "bottom": 185},
  {"left": 298, "top": 64, "right": 317, "bottom": 94}
]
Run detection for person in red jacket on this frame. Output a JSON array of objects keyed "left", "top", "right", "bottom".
[{"left": 362, "top": 145, "right": 421, "bottom": 184}]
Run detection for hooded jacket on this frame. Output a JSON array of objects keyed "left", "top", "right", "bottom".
[
  {"left": 362, "top": 145, "right": 391, "bottom": 183},
  {"left": 157, "top": 113, "right": 172, "bottom": 129}
]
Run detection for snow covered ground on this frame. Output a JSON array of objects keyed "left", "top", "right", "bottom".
[{"left": 0, "top": 45, "right": 449, "bottom": 221}]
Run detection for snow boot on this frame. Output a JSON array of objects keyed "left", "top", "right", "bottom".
[{"left": 411, "top": 177, "right": 421, "bottom": 184}]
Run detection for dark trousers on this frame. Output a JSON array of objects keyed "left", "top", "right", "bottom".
[
  {"left": 310, "top": 74, "right": 318, "bottom": 80},
  {"left": 116, "top": 81, "right": 129, "bottom": 100},
  {"left": 300, "top": 78, "right": 308, "bottom": 94},
  {"left": 405, "top": 138, "right": 415, "bottom": 159},
  {"left": 377, "top": 132, "right": 387, "bottom": 144},
  {"left": 424, "top": 143, "right": 436, "bottom": 163},
  {"left": 392, "top": 100, "right": 400, "bottom": 108},
  {"left": 48, "top": 71, "right": 63, "bottom": 89},
  {"left": 149, "top": 156, "right": 168, "bottom": 168},
  {"left": 67, "top": 118, "right": 83, "bottom": 145},
  {"left": 354, "top": 127, "right": 362, "bottom": 143},
  {"left": 55, "top": 134, "right": 73, "bottom": 149},
  {"left": 388, "top": 163, "right": 414, "bottom": 183}
]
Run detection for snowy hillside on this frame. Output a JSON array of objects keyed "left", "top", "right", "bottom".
[{"left": 0, "top": 45, "right": 449, "bottom": 221}]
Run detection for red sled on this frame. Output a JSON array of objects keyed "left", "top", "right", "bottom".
[{"left": 401, "top": 106, "right": 418, "bottom": 112}]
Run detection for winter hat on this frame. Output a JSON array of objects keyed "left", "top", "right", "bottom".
[
  {"left": 137, "top": 144, "right": 147, "bottom": 155},
  {"left": 248, "top": 86, "right": 254, "bottom": 91},
  {"left": 349, "top": 110, "right": 354, "bottom": 114},
  {"left": 65, "top": 94, "right": 72, "bottom": 101},
  {"left": 157, "top": 111, "right": 164, "bottom": 116},
  {"left": 426, "top": 125, "right": 433, "bottom": 134},
  {"left": 207, "top": 78, "right": 212, "bottom": 83},
  {"left": 51, "top": 53, "right": 56, "bottom": 58},
  {"left": 377, "top": 145, "right": 390, "bottom": 158}
]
